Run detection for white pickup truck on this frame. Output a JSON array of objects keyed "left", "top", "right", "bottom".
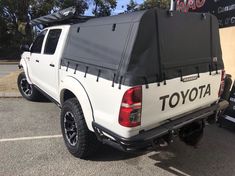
[{"left": 18, "top": 8, "right": 228, "bottom": 158}]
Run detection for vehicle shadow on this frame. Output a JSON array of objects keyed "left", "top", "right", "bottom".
[
  {"left": 90, "top": 125, "right": 235, "bottom": 176},
  {"left": 89, "top": 144, "right": 143, "bottom": 161},
  {"left": 148, "top": 124, "right": 235, "bottom": 176}
]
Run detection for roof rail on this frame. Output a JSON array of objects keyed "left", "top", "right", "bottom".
[{"left": 30, "top": 7, "right": 95, "bottom": 26}]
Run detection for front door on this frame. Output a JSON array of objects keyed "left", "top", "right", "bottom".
[
  {"left": 29, "top": 29, "right": 48, "bottom": 85},
  {"left": 34, "top": 29, "right": 62, "bottom": 100}
]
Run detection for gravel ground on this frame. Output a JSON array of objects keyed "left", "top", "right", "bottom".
[
  {"left": 1, "top": 98, "right": 235, "bottom": 176},
  {"left": 0, "top": 64, "right": 20, "bottom": 94}
]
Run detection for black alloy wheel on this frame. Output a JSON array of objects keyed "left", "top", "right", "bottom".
[
  {"left": 64, "top": 111, "right": 78, "bottom": 146},
  {"left": 20, "top": 77, "right": 33, "bottom": 97},
  {"left": 17, "top": 72, "right": 43, "bottom": 101}
]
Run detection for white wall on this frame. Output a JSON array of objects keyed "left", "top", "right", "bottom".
[{"left": 219, "top": 27, "right": 235, "bottom": 79}]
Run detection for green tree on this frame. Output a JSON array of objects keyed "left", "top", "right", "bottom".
[
  {"left": 29, "top": 0, "right": 89, "bottom": 20},
  {"left": 92, "top": 0, "right": 117, "bottom": 17},
  {"left": 0, "top": 0, "right": 90, "bottom": 59},
  {"left": 126, "top": 0, "right": 138, "bottom": 12},
  {"left": 0, "top": 0, "right": 32, "bottom": 58},
  {"left": 59, "top": 0, "right": 88, "bottom": 15},
  {"left": 30, "top": 0, "right": 58, "bottom": 19},
  {"left": 0, "top": 0, "right": 32, "bottom": 45},
  {"left": 140, "top": 0, "right": 170, "bottom": 10}
]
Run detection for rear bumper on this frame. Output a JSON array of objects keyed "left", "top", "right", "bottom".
[{"left": 92, "top": 100, "right": 229, "bottom": 152}]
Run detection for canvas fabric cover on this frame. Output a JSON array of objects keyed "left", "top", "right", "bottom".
[{"left": 62, "top": 8, "right": 224, "bottom": 86}]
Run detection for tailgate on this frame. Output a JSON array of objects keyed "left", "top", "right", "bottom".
[{"left": 141, "top": 72, "right": 221, "bottom": 130}]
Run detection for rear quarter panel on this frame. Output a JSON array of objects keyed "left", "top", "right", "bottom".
[{"left": 59, "top": 66, "right": 140, "bottom": 137}]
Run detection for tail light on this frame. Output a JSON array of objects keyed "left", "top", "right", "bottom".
[
  {"left": 218, "top": 69, "right": 226, "bottom": 97},
  {"left": 119, "top": 86, "right": 142, "bottom": 127}
]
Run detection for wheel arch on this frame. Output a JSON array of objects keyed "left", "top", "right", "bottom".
[
  {"left": 61, "top": 89, "right": 76, "bottom": 104},
  {"left": 19, "top": 58, "right": 32, "bottom": 84},
  {"left": 59, "top": 76, "right": 94, "bottom": 131}
]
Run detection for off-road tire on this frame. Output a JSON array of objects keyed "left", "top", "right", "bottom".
[
  {"left": 61, "top": 98, "right": 99, "bottom": 159},
  {"left": 17, "top": 72, "right": 42, "bottom": 101}
]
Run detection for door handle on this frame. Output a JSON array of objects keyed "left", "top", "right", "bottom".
[
  {"left": 49, "top": 64, "right": 55, "bottom": 67},
  {"left": 36, "top": 60, "right": 39, "bottom": 63}
]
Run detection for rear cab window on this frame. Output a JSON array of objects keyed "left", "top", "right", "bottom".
[{"left": 44, "top": 29, "right": 62, "bottom": 55}]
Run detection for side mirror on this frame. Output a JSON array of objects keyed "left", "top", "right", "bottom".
[{"left": 20, "top": 44, "right": 30, "bottom": 52}]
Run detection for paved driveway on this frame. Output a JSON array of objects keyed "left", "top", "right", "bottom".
[
  {"left": 1, "top": 98, "right": 235, "bottom": 176},
  {"left": 0, "top": 64, "right": 18, "bottom": 77}
]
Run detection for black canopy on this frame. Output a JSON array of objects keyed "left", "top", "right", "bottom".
[{"left": 62, "top": 8, "right": 224, "bottom": 86}]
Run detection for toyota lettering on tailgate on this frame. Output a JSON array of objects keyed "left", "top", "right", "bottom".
[{"left": 160, "top": 84, "right": 211, "bottom": 111}]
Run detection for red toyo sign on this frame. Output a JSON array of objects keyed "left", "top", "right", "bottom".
[
  {"left": 173, "top": 0, "right": 235, "bottom": 28},
  {"left": 175, "top": 0, "right": 206, "bottom": 13}
]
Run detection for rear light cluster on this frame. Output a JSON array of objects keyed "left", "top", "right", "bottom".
[
  {"left": 218, "top": 69, "right": 226, "bottom": 97},
  {"left": 119, "top": 86, "right": 142, "bottom": 127}
]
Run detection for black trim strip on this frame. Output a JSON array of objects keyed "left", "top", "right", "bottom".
[
  {"left": 179, "top": 70, "right": 183, "bottom": 81},
  {"left": 34, "top": 85, "right": 61, "bottom": 108},
  {"left": 119, "top": 76, "right": 123, "bottom": 89},
  {"left": 215, "top": 63, "right": 218, "bottom": 74},
  {"left": 84, "top": 66, "right": 88, "bottom": 78},
  {"left": 74, "top": 64, "right": 78, "bottom": 74},
  {"left": 209, "top": 64, "right": 212, "bottom": 75},
  {"left": 96, "top": 70, "right": 101, "bottom": 82},
  {"left": 143, "top": 77, "right": 149, "bottom": 89},
  {"left": 112, "top": 74, "right": 116, "bottom": 87},
  {"left": 66, "top": 61, "right": 70, "bottom": 71},
  {"left": 196, "top": 66, "right": 200, "bottom": 78},
  {"left": 163, "top": 73, "right": 166, "bottom": 85},
  {"left": 156, "top": 74, "right": 160, "bottom": 87}
]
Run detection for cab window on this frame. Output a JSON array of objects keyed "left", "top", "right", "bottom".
[
  {"left": 44, "top": 29, "right": 62, "bottom": 55},
  {"left": 30, "top": 30, "right": 47, "bottom": 53}
]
